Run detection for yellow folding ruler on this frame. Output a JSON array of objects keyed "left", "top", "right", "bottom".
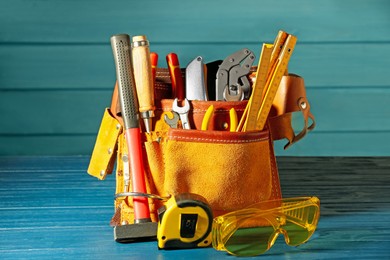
[
  {"left": 237, "top": 30, "right": 289, "bottom": 131},
  {"left": 239, "top": 43, "right": 273, "bottom": 131},
  {"left": 255, "top": 34, "right": 297, "bottom": 130},
  {"left": 270, "top": 30, "right": 289, "bottom": 70}
]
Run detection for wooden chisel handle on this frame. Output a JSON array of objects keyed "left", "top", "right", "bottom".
[{"left": 132, "top": 35, "right": 155, "bottom": 133}]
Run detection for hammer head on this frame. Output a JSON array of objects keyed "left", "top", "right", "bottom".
[{"left": 114, "top": 222, "right": 158, "bottom": 243}]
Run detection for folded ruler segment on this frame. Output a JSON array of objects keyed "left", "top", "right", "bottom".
[
  {"left": 255, "top": 34, "right": 297, "bottom": 131},
  {"left": 238, "top": 30, "right": 290, "bottom": 132},
  {"left": 241, "top": 43, "right": 273, "bottom": 131}
]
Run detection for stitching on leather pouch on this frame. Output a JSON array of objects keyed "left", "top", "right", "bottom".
[
  {"left": 270, "top": 156, "right": 277, "bottom": 199},
  {"left": 155, "top": 83, "right": 169, "bottom": 91},
  {"left": 155, "top": 73, "right": 170, "bottom": 78},
  {"left": 269, "top": 143, "right": 280, "bottom": 199},
  {"left": 192, "top": 108, "right": 246, "bottom": 113},
  {"left": 170, "top": 135, "right": 268, "bottom": 144}
]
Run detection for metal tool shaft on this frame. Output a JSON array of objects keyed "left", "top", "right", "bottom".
[
  {"left": 186, "top": 56, "right": 208, "bottom": 101},
  {"left": 111, "top": 34, "right": 140, "bottom": 130}
]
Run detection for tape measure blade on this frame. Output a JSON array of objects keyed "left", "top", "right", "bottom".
[
  {"left": 244, "top": 43, "right": 273, "bottom": 131},
  {"left": 255, "top": 35, "right": 297, "bottom": 131}
]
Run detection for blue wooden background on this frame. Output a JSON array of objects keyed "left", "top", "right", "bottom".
[{"left": 0, "top": 0, "right": 389, "bottom": 156}]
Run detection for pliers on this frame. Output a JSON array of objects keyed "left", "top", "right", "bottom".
[{"left": 201, "top": 105, "right": 238, "bottom": 132}]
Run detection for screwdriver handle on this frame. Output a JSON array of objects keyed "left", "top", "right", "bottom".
[
  {"left": 166, "top": 53, "right": 185, "bottom": 99},
  {"left": 132, "top": 35, "right": 155, "bottom": 132},
  {"left": 150, "top": 52, "right": 158, "bottom": 87}
]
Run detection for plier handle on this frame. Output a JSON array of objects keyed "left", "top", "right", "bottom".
[{"left": 201, "top": 105, "right": 238, "bottom": 132}]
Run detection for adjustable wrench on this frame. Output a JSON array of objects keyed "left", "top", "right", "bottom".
[
  {"left": 172, "top": 98, "right": 191, "bottom": 129},
  {"left": 216, "top": 48, "right": 255, "bottom": 101}
]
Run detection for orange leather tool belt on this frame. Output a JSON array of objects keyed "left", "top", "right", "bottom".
[{"left": 87, "top": 68, "right": 315, "bottom": 226}]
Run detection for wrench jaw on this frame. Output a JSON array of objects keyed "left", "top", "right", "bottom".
[
  {"left": 223, "top": 85, "right": 245, "bottom": 101},
  {"left": 164, "top": 112, "right": 180, "bottom": 129},
  {"left": 172, "top": 98, "right": 191, "bottom": 129}
]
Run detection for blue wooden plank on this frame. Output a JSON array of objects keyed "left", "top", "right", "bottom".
[
  {"left": 0, "top": 135, "right": 98, "bottom": 155},
  {"left": 0, "top": 207, "right": 113, "bottom": 229},
  {"left": 1, "top": 43, "right": 389, "bottom": 89},
  {"left": 274, "top": 131, "right": 390, "bottom": 156},
  {"left": 0, "top": 156, "right": 92, "bottom": 171},
  {"left": 0, "top": 90, "right": 110, "bottom": 134},
  {"left": 0, "top": 87, "right": 389, "bottom": 136},
  {"left": 0, "top": 156, "right": 389, "bottom": 259},
  {"left": 1, "top": 0, "right": 389, "bottom": 43}
]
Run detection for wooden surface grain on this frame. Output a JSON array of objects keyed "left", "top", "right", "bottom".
[
  {"left": 0, "top": 156, "right": 389, "bottom": 259},
  {"left": 0, "top": 0, "right": 389, "bottom": 156}
]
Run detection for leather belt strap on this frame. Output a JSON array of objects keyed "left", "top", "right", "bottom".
[{"left": 268, "top": 74, "right": 315, "bottom": 149}]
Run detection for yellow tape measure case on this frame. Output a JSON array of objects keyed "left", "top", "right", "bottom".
[{"left": 157, "top": 193, "right": 213, "bottom": 249}]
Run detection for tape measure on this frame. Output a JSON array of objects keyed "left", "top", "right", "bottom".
[
  {"left": 255, "top": 34, "right": 297, "bottom": 130},
  {"left": 157, "top": 193, "right": 213, "bottom": 249}
]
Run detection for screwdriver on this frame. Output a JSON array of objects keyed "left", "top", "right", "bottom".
[
  {"left": 166, "top": 53, "right": 185, "bottom": 99},
  {"left": 132, "top": 35, "right": 155, "bottom": 133},
  {"left": 110, "top": 34, "right": 151, "bottom": 223}
]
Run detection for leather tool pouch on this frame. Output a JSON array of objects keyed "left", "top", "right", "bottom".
[{"left": 87, "top": 68, "right": 315, "bottom": 227}]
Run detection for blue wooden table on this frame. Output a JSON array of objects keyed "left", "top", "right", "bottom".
[{"left": 1, "top": 156, "right": 389, "bottom": 259}]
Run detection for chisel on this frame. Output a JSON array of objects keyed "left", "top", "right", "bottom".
[{"left": 132, "top": 35, "right": 155, "bottom": 133}]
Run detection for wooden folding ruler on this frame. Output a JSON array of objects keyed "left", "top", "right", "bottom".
[
  {"left": 255, "top": 33, "right": 297, "bottom": 131},
  {"left": 238, "top": 30, "right": 290, "bottom": 131},
  {"left": 239, "top": 43, "right": 273, "bottom": 131}
]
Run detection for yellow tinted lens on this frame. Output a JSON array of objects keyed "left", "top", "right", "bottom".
[
  {"left": 225, "top": 219, "right": 274, "bottom": 256},
  {"left": 284, "top": 222, "right": 311, "bottom": 245},
  {"left": 283, "top": 204, "right": 319, "bottom": 246}
]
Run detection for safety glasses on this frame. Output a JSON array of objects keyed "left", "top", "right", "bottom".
[{"left": 212, "top": 197, "right": 320, "bottom": 256}]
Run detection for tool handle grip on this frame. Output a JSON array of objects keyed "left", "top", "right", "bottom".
[
  {"left": 110, "top": 34, "right": 139, "bottom": 129},
  {"left": 125, "top": 128, "right": 151, "bottom": 221},
  {"left": 166, "top": 53, "right": 185, "bottom": 99},
  {"left": 132, "top": 35, "right": 155, "bottom": 114},
  {"left": 150, "top": 52, "right": 158, "bottom": 86}
]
